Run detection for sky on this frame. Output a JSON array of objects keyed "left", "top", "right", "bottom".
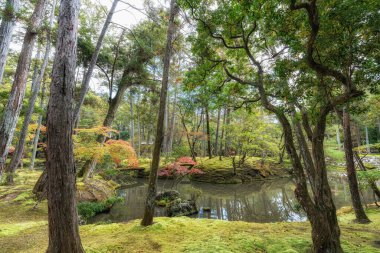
[{"left": 98, "top": 0, "right": 167, "bottom": 28}]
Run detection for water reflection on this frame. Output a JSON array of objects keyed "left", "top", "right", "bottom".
[{"left": 89, "top": 175, "right": 373, "bottom": 224}]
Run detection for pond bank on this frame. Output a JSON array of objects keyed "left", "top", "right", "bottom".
[
  {"left": 134, "top": 157, "right": 291, "bottom": 184},
  {"left": 0, "top": 170, "right": 379, "bottom": 252}
]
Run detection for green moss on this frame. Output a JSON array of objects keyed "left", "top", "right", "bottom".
[
  {"left": 1, "top": 169, "right": 379, "bottom": 253},
  {"left": 0, "top": 221, "right": 47, "bottom": 237},
  {"left": 78, "top": 197, "right": 123, "bottom": 221},
  {"left": 13, "top": 191, "right": 34, "bottom": 202},
  {"left": 327, "top": 165, "right": 346, "bottom": 172},
  {"left": 325, "top": 146, "right": 345, "bottom": 163},
  {"left": 1, "top": 203, "right": 379, "bottom": 253}
]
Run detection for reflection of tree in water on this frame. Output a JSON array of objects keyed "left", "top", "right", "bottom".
[
  {"left": 191, "top": 178, "right": 307, "bottom": 222},
  {"left": 89, "top": 175, "right": 373, "bottom": 224}
]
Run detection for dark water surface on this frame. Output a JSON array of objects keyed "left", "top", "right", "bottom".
[{"left": 89, "top": 174, "right": 373, "bottom": 223}]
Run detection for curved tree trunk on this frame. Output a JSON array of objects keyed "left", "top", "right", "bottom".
[
  {"left": 0, "top": 0, "right": 19, "bottom": 84},
  {"left": 141, "top": 0, "right": 179, "bottom": 226},
  {"left": 0, "top": 0, "right": 46, "bottom": 177},
  {"left": 5, "top": 0, "right": 56, "bottom": 184},
  {"left": 45, "top": 0, "right": 84, "bottom": 251}
]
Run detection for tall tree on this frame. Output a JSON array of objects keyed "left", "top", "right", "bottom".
[
  {"left": 45, "top": 0, "right": 84, "bottom": 251},
  {"left": 5, "top": 0, "right": 57, "bottom": 184},
  {"left": 0, "top": 0, "right": 46, "bottom": 177},
  {"left": 73, "top": 0, "right": 119, "bottom": 125},
  {"left": 181, "top": 0, "right": 376, "bottom": 251},
  {"left": 141, "top": 0, "right": 179, "bottom": 226},
  {"left": 0, "top": 0, "right": 19, "bottom": 84},
  {"left": 290, "top": 0, "right": 373, "bottom": 225},
  {"left": 336, "top": 108, "right": 370, "bottom": 223}
]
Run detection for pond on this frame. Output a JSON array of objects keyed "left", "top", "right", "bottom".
[{"left": 88, "top": 174, "right": 374, "bottom": 223}]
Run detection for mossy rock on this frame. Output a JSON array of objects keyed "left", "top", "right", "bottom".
[
  {"left": 167, "top": 198, "right": 198, "bottom": 217},
  {"left": 76, "top": 178, "right": 119, "bottom": 202},
  {"left": 364, "top": 163, "right": 376, "bottom": 170}
]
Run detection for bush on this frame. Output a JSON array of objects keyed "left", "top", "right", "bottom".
[{"left": 77, "top": 196, "right": 123, "bottom": 222}]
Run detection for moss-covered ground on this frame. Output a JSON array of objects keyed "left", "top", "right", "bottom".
[
  {"left": 1, "top": 170, "right": 379, "bottom": 252},
  {"left": 139, "top": 156, "right": 290, "bottom": 183}
]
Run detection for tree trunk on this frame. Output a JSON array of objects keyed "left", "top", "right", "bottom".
[
  {"left": 30, "top": 114, "right": 43, "bottom": 169},
  {"left": 205, "top": 105, "right": 212, "bottom": 159},
  {"left": 219, "top": 108, "right": 226, "bottom": 159},
  {"left": 130, "top": 92, "right": 134, "bottom": 147},
  {"left": 0, "top": 0, "right": 19, "bottom": 84},
  {"left": 137, "top": 113, "right": 141, "bottom": 157},
  {"left": 279, "top": 112, "right": 343, "bottom": 253},
  {"left": 166, "top": 83, "right": 178, "bottom": 152},
  {"left": 5, "top": 47, "right": 42, "bottom": 182},
  {"left": 336, "top": 124, "right": 341, "bottom": 150},
  {"left": 73, "top": 0, "right": 119, "bottom": 125},
  {"left": 365, "top": 125, "right": 370, "bottom": 153},
  {"left": 45, "top": 0, "right": 84, "bottom": 251},
  {"left": 215, "top": 108, "right": 221, "bottom": 156},
  {"left": 340, "top": 109, "right": 370, "bottom": 223},
  {"left": 0, "top": 0, "right": 46, "bottom": 177},
  {"left": 5, "top": 0, "right": 56, "bottom": 184},
  {"left": 355, "top": 122, "right": 362, "bottom": 148},
  {"left": 225, "top": 106, "right": 231, "bottom": 155},
  {"left": 30, "top": 78, "right": 46, "bottom": 170},
  {"left": 163, "top": 95, "right": 169, "bottom": 152},
  {"left": 141, "top": 0, "right": 178, "bottom": 226},
  {"left": 181, "top": 114, "right": 196, "bottom": 161}
]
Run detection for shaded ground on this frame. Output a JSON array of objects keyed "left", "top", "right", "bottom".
[{"left": 0, "top": 170, "right": 379, "bottom": 252}]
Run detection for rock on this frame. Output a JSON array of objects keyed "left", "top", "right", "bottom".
[
  {"left": 361, "top": 156, "right": 380, "bottom": 169},
  {"left": 155, "top": 190, "right": 198, "bottom": 217},
  {"left": 76, "top": 178, "right": 119, "bottom": 202},
  {"left": 167, "top": 198, "right": 198, "bottom": 217},
  {"left": 155, "top": 190, "right": 180, "bottom": 202}
]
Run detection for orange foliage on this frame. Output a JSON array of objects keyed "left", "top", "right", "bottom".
[{"left": 104, "top": 140, "right": 139, "bottom": 168}]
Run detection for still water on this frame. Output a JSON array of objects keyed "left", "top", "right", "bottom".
[{"left": 89, "top": 175, "right": 373, "bottom": 223}]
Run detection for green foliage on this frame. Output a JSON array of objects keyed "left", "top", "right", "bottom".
[
  {"left": 171, "top": 145, "right": 190, "bottom": 159},
  {"left": 77, "top": 196, "right": 123, "bottom": 221},
  {"left": 357, "top": 170, "right": 380, "bottom": 190},
  {"left": 227, "top": 109, "right": 281, "bottom": 158},
  {"left": 324, "top": 142, "right": 345, "bottom": 163}
]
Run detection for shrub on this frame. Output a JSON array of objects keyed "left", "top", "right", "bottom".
[
  {"left": 158, "top": 157, "right": 203, "bottom": 188},
  {"left": 77, "top": 196, "right": 123, "bottom": 222}
]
